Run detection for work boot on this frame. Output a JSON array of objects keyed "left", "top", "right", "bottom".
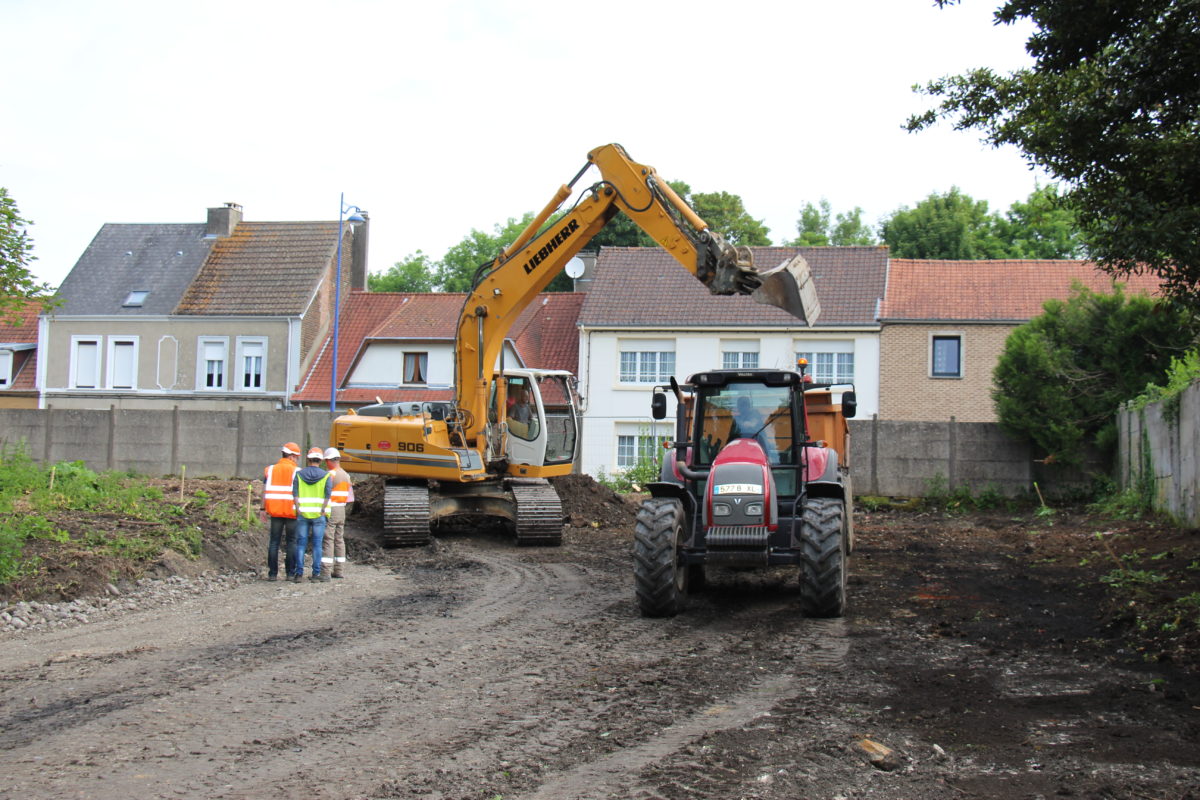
[
  {"left": 318, "top": 573, "right": 331, "bottom": 582},
  {"left": 290, "top": 574, "right": 302, "bottom": 584}
]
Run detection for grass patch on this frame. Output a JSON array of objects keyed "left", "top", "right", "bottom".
[{"left": 0, "top": 445, "right": 254, "bottom": 588}]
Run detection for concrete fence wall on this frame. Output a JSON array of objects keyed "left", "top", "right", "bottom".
[
  {"left": 848, "top": 416, "right": 1092, "bottom": 499},
  {"left": 0, "top": 407, "right": 1093, "bottom": 498},
  {"left": 0, "top": 406, "right": 338, "bottom": 480},
  {"left": 1117, "top": 381, "right": 1200, "bottom": 526}
]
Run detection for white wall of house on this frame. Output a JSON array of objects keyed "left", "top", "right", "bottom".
[
  {"left": 345, "top": 340, "right": 525, "bottom": 390},
  {"left": 40, "top": 315, "right": 295, "bottom": 410},
  {"left": 577, "top": 326, "right": 879, "bottom": 478}
]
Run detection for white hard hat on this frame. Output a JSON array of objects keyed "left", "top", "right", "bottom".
[{"left": 323, "top": 447, "right": 341, "bottom": 460}]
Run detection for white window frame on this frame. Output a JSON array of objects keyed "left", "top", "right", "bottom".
[
  {"left": 70, "top": 336, "right": 103, "bottom": 389},
  {"left": 794, "top": 340, "right": 855, "bottom": 383},
  {"left": 235, "top": 336, "right": 267, "bottom": 391},
  {"left": 721, "top": 339, "right": 760, "bottom": 370},
  {"left": 0, "top": 349, "right": 12, "bottom": 388},
  {"left": 106, "top": 337, "right": 139, "bottom": 389},
  {"left": 402, "top": 351, "right": 429, "bottom": 385},
  {"left": 930, "top": 332, "right": 964, "bottom": 379},
  {"left": 196, "top": 336, "right": 230, "bottom": 391},
  {"left": 615, "top": 424, "right": 671, "bottom": 469},
  {"left": 618, "top": 339, "right": 676, "bottom": 384}
]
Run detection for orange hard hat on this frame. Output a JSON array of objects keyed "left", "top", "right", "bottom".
[
  {"left": 306, "top": 446, "right": 325, "bottom": 460},
  {"left": 281, "top": 442, "right": 301, "bottom": 455}
]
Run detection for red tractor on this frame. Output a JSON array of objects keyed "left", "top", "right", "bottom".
[{"left": 633, "top": 362, "right": 856, "bottom": 617}]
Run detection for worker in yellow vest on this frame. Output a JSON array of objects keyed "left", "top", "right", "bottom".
[
  {"left": 290, "top": 447, "right": 333, "bottom": 582},
  {"left": 262, "top": 442, "right": 300, "bottom": 581},
  {"left": 322, "top": 447, "right": 352, "bottom": 579}
]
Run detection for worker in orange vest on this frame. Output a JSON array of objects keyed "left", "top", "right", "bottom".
[
  {"left": 322, "top": 447, "right": 353, "bottom": 578},
  {"left": 263, "top": 442, "right": 301, "bottom": 581}
]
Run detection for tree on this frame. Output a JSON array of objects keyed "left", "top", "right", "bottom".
[
  {"left": 880, "top": 187, "right": 1008, "bottom": 259},
  {"left": 996, "top": 183, "right": 1085, "bottom": 259},
  {"left": 1, "top": 188, "right": 55, "bottom": 322},
  {"left": 909, "top": 1, "right": 1200, "bottom": 304},
  {"left": 368, "top": 251, "right": 438, "bottom": 293},
  {"left": 591, "top": 181, "right": 772, "bottom": 248},
  {"left": 789, "top": 200, "right": 877, "bottom": 246},
  {"left": 437, "top": 215, "right": 536, "bottom": 292},
  {"left": 688, "top": 189, "right": 772, "bottom": 246},
  {"left": 992, "top": 284, "right": 1199, "bottom": 466}
]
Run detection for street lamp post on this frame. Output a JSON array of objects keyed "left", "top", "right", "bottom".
[{"left": 331, "top": 193, "right": 366, "bottom": 412}]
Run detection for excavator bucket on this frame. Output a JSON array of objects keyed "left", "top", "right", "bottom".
[{"left": 751, "top": 253, "right": 821, "bottom": 326}]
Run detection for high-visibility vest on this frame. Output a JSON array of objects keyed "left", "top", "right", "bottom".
[
  {"left": 264, "top": 460, "right": 298, "bottom": 518},
  {"left": 295, "top": 474, "right": 331, "bottom": 519},
  {"left": 330, "top": 473, "right": 351, "bottom": 508}
]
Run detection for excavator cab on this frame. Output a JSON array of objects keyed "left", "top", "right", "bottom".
[{"left": 501, "top": 369, "right": 578, "bottom": 475}]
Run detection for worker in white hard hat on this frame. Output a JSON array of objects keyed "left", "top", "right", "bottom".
[
  {"left": 291, "top": 447, "right": 333, "bottom": 582},
  {"left": 322, "top": 447, "right": 352, "bottom": 579}
]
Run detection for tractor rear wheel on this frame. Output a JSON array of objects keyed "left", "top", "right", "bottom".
[
  {"left": 798, "top": 497, "right": 847, "bottom": 618},
  {"left": 633, "top": 498, "right": 688, "bottom": 617}
]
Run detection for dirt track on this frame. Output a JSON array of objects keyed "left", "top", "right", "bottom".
[{"left": 1, "top": 496, "right": 1198, "bottom": 800}]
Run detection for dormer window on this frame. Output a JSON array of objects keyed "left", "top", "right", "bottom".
[{"left": 123, "top": 290, "right": 149, "bottom": 308}]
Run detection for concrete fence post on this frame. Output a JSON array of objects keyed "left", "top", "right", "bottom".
[
  {"left": 235, "top": 406, "right": 245, "bottom": 478},
  {"left": 171, "top": 406, "right": 181, "bottom": 475},
  {"left": 948, "top": 416, "right": 957, "bottom": 489},
  {"left": 868, "top": 414, "right": 879, "bottom": 496},
  {"left": 43, "top": 404, "right": 53, "bottom": 465},
  {"left": 108, "top": 404, "right": 117, "bottom": 471}
]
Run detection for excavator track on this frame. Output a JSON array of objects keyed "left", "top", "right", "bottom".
[
  {"left": 382, "top": 483, "right": 432, "bottom": 547},
  {"left": 511, "top": 482, "right": 563, "bottom": 547}
]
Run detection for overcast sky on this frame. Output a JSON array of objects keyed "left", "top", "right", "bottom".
[{"left": 5, "top": 0, "right": 1045, "bottom": 289}]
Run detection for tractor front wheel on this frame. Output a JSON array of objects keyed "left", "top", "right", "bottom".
[
  {"left": 633, "top": 498, "right": 688, "bottom": 617},
  {"left": 798, "top": 497, "right": 847, "bottom": 618}
]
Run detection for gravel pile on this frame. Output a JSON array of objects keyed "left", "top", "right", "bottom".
[{"left": 1, "top": 570, "right": 255, "bottom": 635}]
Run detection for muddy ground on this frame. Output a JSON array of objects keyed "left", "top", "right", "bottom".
[{"left": 1, "top": 474, "right": 1198, "bottom": 800}]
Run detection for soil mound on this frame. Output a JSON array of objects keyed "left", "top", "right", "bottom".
[{"left": 551, "top": 473, "right": 638, "bottom": 529}]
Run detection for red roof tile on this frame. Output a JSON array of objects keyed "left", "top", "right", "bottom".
[
  {"left": 880, "top": 260, "right": 1165, "bottom": 322},
  {"left": 291, "top": 291, "right": 583, "bottom": 406}
]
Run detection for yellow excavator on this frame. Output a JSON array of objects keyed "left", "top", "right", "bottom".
[{"left": 330, "top": 143, "right": 816, "bottom": 546}]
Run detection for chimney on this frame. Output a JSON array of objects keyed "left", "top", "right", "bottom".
[
  {"left": 206, "top": 202, "right": 243, "bottom": 238},
  {"left": 350, "top": 212, "right": 370, "bottom": 290}
]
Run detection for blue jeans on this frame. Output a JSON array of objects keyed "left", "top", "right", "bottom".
[
  {"left": 292, "top": 515, "right": 327, "bottom": 577},
  {"left": 267, "top": 516, "right": 295, "bottom": 578}
]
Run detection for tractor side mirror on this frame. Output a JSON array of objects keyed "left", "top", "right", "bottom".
[
  {"left": 651, "top": 391, "right": 667, "bottom": 420},
  {"left": 841, "top": 390, "right": 858, "bottom": 419}
]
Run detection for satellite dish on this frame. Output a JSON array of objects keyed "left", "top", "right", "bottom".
[{"left": 565, "top": 257, "right": 585, "bottom": 279}]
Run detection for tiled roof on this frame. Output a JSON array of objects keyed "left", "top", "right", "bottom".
[
  {"left": 0, "top": 300, "right": 40, "bottom": 344},
  {"left": 880, "top": 259, "right": 1165, "bottom": 322},
  {"left": 55, "top": 224, "right": 213, "bottom": 315},
  {"left": 175, "top": 221, "right": 338, "bottom": 315},
  {"left": 291, "top": 291, "right": 584, "bottom": 406},
  {"left": 509, "top": 292, "right": 585, "bottom": 374},
  {"left": 1, "top": 300, "right": 41, "bottom": 393},
  {"left": 578, "top": 246, "right": 888, "bottom": 328}
]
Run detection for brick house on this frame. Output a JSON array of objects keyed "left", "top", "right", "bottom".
[
  {"left": 877, "top": 259, "right": 1164, "bottom": 422},
  {"left": 39, "top": 204, "right": 367, "bottom": 410},
  {"left": 290, "top": 290, "right": 585, "bottom": 410},
  {"left": 576, "top": 246, "right": 888, "bottom": 477}
]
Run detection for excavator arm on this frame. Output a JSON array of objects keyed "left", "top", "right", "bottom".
[{"left": 454, "top": 143, "right": 814, "bottom": 447}]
